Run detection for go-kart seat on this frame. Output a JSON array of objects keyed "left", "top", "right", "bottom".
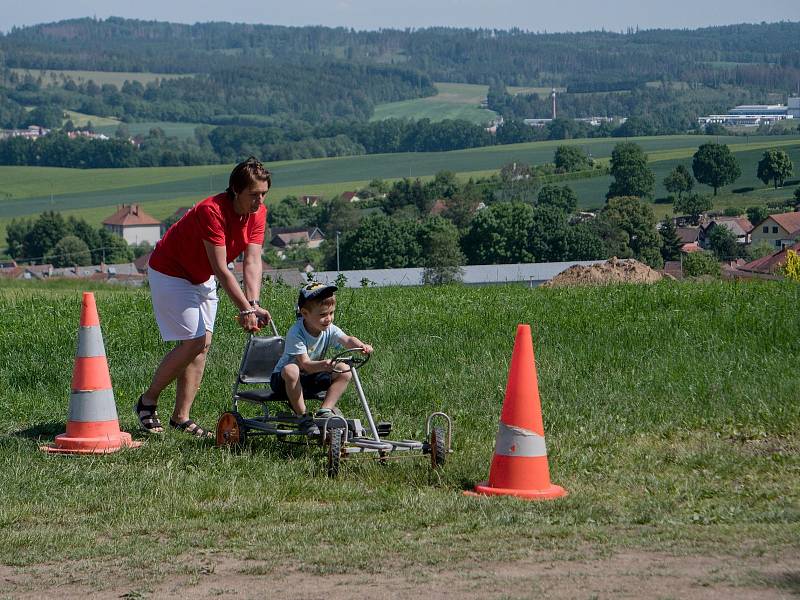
[{"left": 233, "top": 331, "right": 324, "bottom": 406}]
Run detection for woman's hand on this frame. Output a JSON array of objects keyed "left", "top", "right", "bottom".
[
  {"left": 254, "top": 305, "right": 272, "bottom": 328},
  {"left": 237, "top": 311, "right": 260, "bottom": 332}
]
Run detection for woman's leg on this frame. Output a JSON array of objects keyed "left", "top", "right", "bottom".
[
  {"left": 173, "top": 332, "right": 213, "bottom": 422},
  {"left": 142, "top": 332, "right": 210, "bottom": 408}
]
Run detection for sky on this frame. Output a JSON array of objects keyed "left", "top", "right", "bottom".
[{"left": 1, "top": 0, "right": 799, "bottom": 33}]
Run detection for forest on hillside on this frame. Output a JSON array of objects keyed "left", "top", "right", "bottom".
[{"left": 1, "top": 18, "right": 799, "bottom": 167}]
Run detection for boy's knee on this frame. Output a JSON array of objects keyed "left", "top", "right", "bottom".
[
  {"left": 336, "top": 370, "right": 352, "bottom": 383},
  {"left": 282, "top": 364, "right": 300, "bottom": 382}
]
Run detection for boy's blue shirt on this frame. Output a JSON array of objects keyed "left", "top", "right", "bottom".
[{"left": 273, "top": 318, "right": 346, "bottom": 374}]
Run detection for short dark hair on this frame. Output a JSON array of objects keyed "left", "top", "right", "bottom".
[{"left": 227, "top": 156, "right": 271, "bottom": 197}]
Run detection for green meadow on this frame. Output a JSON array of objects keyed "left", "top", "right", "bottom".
[
  {"left": 372, "top": 82, "right": 567, "bottom": 125},
  {"left": 0, "top": 280, "right": 797, "bottom": 594},
  {"left": 0, "top": 134, "right": 798, "bottom": 251}
]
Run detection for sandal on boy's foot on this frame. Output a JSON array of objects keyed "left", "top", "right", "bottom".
[
  {"left": 135, "top": 395, "right": 164, "bottom": 434},
  {"left": 298, "top": 413, "right": 320, "bottom": 437},
  {"left": 315, "top": 407, "right": 343, "bottom": 418},
  {"left": 169, "top": 418, "right": 213, "bottom": 439}
]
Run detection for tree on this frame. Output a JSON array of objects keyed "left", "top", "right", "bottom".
[
  {"left": 528, "top": 205, "right": 570, "bottom": 261},
  {"left": 496, "top": 161, "right": 537, "bottom": 203},
  {"left": 595, "top": 196, "right": 663, "bottom": 268},
  {"left": 418, "top": 217, "right": 464, "bottom": 285},
  {"left": 692, "top": 143, "right": 741, "bottom": 195},
  {"left": 267, "top": 196, "right": 300, "bottom": 228},
  {"left": 682, "top": 251, "right": 721, "bottom": 278},
  {"left": 795, "top": 187, "right": 800, "bottom": 204},
  {"left": 659, "top": 218, "right": 683, "bottom": 262},
  {"left": 663, "top": 164, "right": 694, "bottom": 199},
  {"left": 674, "top": 192, "right": 713, "bottom": 226},
  {"left": 566, "top": 223, "right": 606, "bottom": 260},
  {"left": 756, "top": 149, "right": 794, "bottom": 189},
  {"left": 319, "top": 196, "right": 361, "bottom": 237},
  {"left": 442, "top": 181, "right": 481, "bottom": 231},
  {"left": 780, "top": 250, "right": 800, "bottom": 283},
  {"left": 22, "top": 211, "right": 68, "bottom": 263},
  {"left": 746, "top": 206, "right": 770, "bottom": 228},
  {"left": 5, "top": 218, "right": 33, "bottom": 259},
  {"left": 338, "top": 214, "right": 420, "bottom": 269},
  {"left": 97, "top": 229, "right": 134, "bottom": 263},
  {"left": 553, "top": 145, "right": 592, "bottom": 173},
  {"left": 707, "top": 225, "right": 741, "bottom": 261},
  {"left": 425, "top": 171, "right": 460, "bottom": 200},
  {"left": 536, "top": 185, "right": 577, "bottom": 213},
  {"left": 47, "top": 235, "right": 91, "bottom": 267},
  {"left": 606, "top": 142, "right": 655, "bottom": 200},
  {"left": 461, "top": 202, "right": 535, "bottom": 264}
]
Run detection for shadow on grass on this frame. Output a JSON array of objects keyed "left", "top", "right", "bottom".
[
  {"left": 11, "top": 421, "right": 66, "bottom": 441},
  {"left": 760, "top": 571, "right": 800, "bottom": 595},
  {"left": 732, "top": 187, "right": 755, "bottom": 194}
]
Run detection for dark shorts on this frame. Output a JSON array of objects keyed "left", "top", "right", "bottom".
[{"left": 270, "top": 370, "right": 332, "bottom": 399}]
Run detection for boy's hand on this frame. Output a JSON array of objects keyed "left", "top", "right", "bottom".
[{"left": 360, "top": 344, "right": 373, "bottom": 354}]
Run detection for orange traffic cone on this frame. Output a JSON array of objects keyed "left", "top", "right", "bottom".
[
  {"left": 41, "top": 292, "right": 142, "bottom": 454},
  {"left": 466, "top": 324, "right": 567, "bottom": 500}
]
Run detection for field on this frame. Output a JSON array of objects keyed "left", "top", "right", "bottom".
[
  {"left": 371, "top": 82, "right": 499, "bottom": 124},
  {"left": 0, "top": 280, "right": 798, "bottom": 597},
  {"left": 1, "top": 134, "right": 799, "bottom": 250},
  {"left": 10, "top": 68, "right": 190, "bottom": 87},
  {"left": 371, "top": 82, "right": 562, "bottom": 124},
  {"left": 93, "top": 121, "right": 212, "bottom": 140}
]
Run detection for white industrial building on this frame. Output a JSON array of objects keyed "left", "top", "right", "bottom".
[{"left": 698, "top": 97, "right": 799, "bottom": 127}]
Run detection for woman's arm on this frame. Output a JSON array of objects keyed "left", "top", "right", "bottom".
[
  {"left": 203, "top": 240, "right": 260, "bottom": 331},
  {"left": 242, "top": 242, "right": 271, "bottom": 323}
]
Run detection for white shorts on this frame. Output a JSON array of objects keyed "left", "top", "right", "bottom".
[{"left": 148, "top": 267, "right": 219, "bottom": 341}]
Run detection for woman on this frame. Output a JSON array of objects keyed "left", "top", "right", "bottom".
[{"left": 136, "top": 157, "right": 272, "bottom": 438}]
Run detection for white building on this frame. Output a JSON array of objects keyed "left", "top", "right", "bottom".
[
  {"left": 102, "top": 204, "right": 162, "bottom": 246},
  {"left": 698, "top": 101, "right": 797, "bottom": 127}
]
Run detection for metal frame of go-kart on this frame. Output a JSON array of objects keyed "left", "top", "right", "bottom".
[{"left": 215, "top": 320, "right": 452, "bottom": 477}]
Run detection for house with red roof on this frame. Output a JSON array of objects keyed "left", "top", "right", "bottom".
[
  {"left": 102, "top": 204, "right": 162, "bottom": 246},
  {"left": 750, "top": 212, "right": 800, "bottom": 251},
  {"left": 699, "top": 216, "right": 753, "bottom": 248},
  {"left": 727, "top": 240, "right": 800, "bottom": 280}
]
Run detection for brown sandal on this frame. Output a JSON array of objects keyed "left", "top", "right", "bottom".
[
  {"left": 169, "top": 418, "right": 213, "bottom": 439},
  {"left": 135, "top": 395, "right": 164, "bottom": 434}
]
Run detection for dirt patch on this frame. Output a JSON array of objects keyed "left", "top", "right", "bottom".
[
  {"left": 543, "top": 257, "right": 666, "bottom": 287},
  {"left": 3, "top": 550, "right": 799, "bottom": 599}
]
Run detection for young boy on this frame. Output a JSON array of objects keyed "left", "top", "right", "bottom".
[{"left": 271, "top": 281, "right": 373, "bottom": 436}]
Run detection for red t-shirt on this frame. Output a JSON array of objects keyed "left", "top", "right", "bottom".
[{"left": 149, "top": 193, "right": 267, "bottom": 284}]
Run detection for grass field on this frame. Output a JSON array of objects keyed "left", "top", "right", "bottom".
[
  {"left": 93, "top": 121, "right": 213, "bottom": 140},
  {"left": 0, "top": 280, "right": 798, "bottom": 596},
  {"left": 62, "top": 110, "right": 121, "bottom": 129},
  {"left": 1, "top": 134, "right": 798, "bottom": 255},
  {"left": 371, "top": 82, "right": 565, "bottom": 125},
  {"left": 10, "top": 68, "right": 190, "bottom": 87},
  {"left": 372, "top": 82, "right": 499, "bottom": 124}
]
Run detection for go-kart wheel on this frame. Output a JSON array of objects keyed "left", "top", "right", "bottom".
[
  {"left": 216, "top": 411, "right": 247, "bottom": 448},
  {"left": 326, "top": 428, "right": 344, "bottom": 478},
  {"left": 429, "top": 426, "right": 446, "bottom": 470},
  {"left": 330, "top": 347, "right": 371, "bottom": 372}
]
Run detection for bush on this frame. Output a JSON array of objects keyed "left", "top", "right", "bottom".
[{"left": 682, "top": 251, "right": 721, "bottom": 278}]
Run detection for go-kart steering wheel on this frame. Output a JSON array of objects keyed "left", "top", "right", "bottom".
[{"left": 330, "top": 347, "right": 371, "bottom": 373}]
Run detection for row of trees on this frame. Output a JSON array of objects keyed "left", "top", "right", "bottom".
[{"left": 6, "top": 212, "right": 135, "bottom": 266}]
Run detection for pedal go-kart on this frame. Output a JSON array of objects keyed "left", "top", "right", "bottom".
[{"left": 216, "top": 321, "right": 452, "bottom": 477}]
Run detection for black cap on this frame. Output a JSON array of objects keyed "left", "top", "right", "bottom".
[{"left": 299, "top": 281, "right": 338, "bottom": 301}]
